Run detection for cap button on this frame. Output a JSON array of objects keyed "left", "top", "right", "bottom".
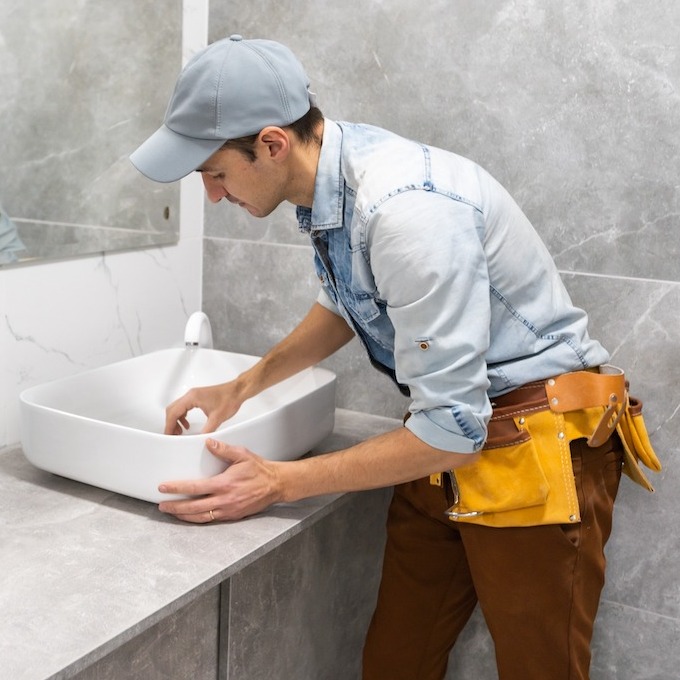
[{"left": 229, "top": 34, "right": 243, "bottom": 41}]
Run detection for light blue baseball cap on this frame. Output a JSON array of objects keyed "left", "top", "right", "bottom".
[{"left": 130, "top": 35, "right": 316, "bottom": 183}]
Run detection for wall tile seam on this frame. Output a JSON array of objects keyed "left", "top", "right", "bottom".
[
  {"left": 203, "top": 235, "right": 313, "bottom": 251},
  {"left": 559, "top": 270, "right": 680, "bottom": 286},
  {"left": 599, "top": 597, "right": 680, "bottom": 624},
  {"left": 220, "top": 579, "right": 232, "bottom": 680},
  {"left": 202, "top": 241, "right": 680, "bottom": 286}
]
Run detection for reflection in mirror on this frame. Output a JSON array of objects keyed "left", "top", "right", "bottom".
[
  {"left": 0, "top": 0, "right": 182, "bottom": 267},
  {"left": 0, "top": 200, "right": 25, "bottom": 265}
]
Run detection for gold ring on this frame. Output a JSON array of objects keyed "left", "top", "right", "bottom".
[{"left": 209, "top": 509, "right": 215, "bottom": 521}]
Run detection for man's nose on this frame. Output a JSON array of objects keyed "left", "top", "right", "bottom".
[{"left": 202, "top": 174, "right": 227, "bottom": 203}]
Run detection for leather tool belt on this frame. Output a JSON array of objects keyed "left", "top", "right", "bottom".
[{"left": 431, "top": 365, "right": 662, "bottom": 528}]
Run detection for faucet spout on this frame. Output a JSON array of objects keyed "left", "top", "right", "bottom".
[{"left": 184, "top": 312, "right": 214, "bottom": 349}]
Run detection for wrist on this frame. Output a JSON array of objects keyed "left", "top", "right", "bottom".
[{"left": 229, "top": 369, "right": 260, "bottom": 403}]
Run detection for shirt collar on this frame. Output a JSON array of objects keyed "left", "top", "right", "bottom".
[{"left": 297, "top": 119, "right": 344, "bottom": 233}]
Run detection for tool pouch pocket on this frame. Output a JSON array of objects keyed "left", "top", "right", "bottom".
[
  {"left": 616, "top": 397, "right": 662, "bottom": 492},
  {"left": 445, "top": 415, "right": 550, "bottom": 519}
]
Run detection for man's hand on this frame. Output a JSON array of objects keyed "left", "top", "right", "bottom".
[
  {"left": 164, "top": 382, "right": 244, "bottom": 435},
  {"left": 157, "top": 439, "right": 283, "bottom": 522}
]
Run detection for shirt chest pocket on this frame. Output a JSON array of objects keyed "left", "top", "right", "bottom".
[{"left": 338, "top": 281, "right": 382, "bottom": 323}]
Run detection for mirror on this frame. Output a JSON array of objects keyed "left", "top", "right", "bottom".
[{"left": 0, "top": 0, "right": 182, "bottom": 267}]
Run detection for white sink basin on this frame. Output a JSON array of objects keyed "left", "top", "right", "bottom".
[{"left": 19, "top": 348, "right": 336, "bottom": 503}]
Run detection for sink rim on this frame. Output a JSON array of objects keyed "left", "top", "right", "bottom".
[{"left": 19, "top": 346, "right": 337, "bottom": 440}]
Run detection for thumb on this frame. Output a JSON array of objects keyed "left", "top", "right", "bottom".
[{"left": 205, "top": 438, "right": 251, "bottom": 463}]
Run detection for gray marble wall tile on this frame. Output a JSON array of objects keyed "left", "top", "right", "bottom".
[
  {"left": 565, "top": 274, "right": 680, "bottom": 619},
  {"left": 202, "top": 238, "right": 319, "bottom": 355},
  {"left": 221, "top": 488, "right": 392, "bottom": 680},
  {"left": 71, "top": 587, "right": 220, "bottom": 680},
  {"left": 209, "top": 0, "right": 679, "bottom": 281},
  {"left": 590, "top": 601, "right": 680, "bottom": 680},
  {"left": 205, "top": 197, "right": 302, "bottom": 245}
]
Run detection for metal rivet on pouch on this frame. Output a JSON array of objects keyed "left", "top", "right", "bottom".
[
  {"left": 558, "top": 431, "right": 565, "bottom": 439},
  {"left": 548, "top": 378, "right": 556, "bottom": 386},
  {"left": 551, "top": 397, "right": 559, "bottom": 406},
  {"left": 518, "top": 417, "right": 526, "bottom": 425},
  {"left": 569, "top": 514, "right": 578, "bottom": 522}
]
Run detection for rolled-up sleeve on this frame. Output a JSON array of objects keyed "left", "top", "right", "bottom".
[{"left": 367, "top": 190, "right": 493, "bottom": 453}]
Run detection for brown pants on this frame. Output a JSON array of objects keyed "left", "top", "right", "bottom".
[{"left": 363, "top": 435, "right": 623, "bottom": 680}]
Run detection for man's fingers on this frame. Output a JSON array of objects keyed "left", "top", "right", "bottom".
[
  {"left": 204, "top": 438, "right": 251, "bottom": 462},
  {"left": 157, "top": 442, "right": 247, "bottom": 494}
]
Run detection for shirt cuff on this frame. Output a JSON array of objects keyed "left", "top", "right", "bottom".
[{"left": 404, "top": 409, "right": 482, "bottom": 454}]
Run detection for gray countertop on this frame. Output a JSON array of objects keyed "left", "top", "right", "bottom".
[{"left": 0, "top": 409, "right": 399, "bottom": 680}]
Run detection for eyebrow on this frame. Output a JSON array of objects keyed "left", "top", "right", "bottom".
[{"left": 194, "top": 163, "right": 218, "bottom": 173}]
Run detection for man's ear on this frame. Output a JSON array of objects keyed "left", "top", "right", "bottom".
[{"left": 258, "top": 126, "right": 290, "bottom": 160}]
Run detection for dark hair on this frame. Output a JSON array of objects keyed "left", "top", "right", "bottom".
[{"left": 221, "top": 106, "right": 324, "bottom": 162}]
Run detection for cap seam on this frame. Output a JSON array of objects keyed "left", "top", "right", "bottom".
[
  {"left": 244, "top": 42, "right": 292, "bottom": 123},
  {"left": 213, "top": 43, "right": 235, "bottom": 138}
]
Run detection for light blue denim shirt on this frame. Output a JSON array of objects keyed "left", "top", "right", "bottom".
[{"left": 296, "top": 120, "right": 609, "bottom": 454}]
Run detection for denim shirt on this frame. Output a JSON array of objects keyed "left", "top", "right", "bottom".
[{"left": 296, "top": 120, "right": 609, "bottom": 454}]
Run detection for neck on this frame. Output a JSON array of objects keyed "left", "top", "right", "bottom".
[{"left": 286, "top": 119, "right": 324, "bottom": 208}]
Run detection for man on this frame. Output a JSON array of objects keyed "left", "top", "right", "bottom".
[{"left": 131, "top": 34, "right": 658, "bottom": 680}]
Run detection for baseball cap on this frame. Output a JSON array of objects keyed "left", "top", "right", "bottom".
[{"left": 130, "top": 35, "right": 316, "bottom": 183}]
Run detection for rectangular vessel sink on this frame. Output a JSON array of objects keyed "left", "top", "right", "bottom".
[{"left": 20, "top": 348, "right": 336, "bottom": 503}]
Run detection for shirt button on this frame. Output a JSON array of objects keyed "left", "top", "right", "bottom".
[{"left": 230, "top": 34, "right": 243, "bottom": 41}]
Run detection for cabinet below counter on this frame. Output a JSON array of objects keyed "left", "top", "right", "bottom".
[{"left": 0, "top": 409, "right": 398, "bottom": 680}]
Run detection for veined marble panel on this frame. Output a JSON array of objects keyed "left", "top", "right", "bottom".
[
  {"left": 590, "top": 600, "right": 680, "bottom": 680},
  {"left": 205, "top": 198, "right": 303, "bottom": 245},
  {"left": 565, "top": 273, "right": 680, "bottom": 620},
  {"left": 209, "top": 0, "right": 679, "bottom": 283},
  {"left": 0, "top": 236, "right": 201, "bottom": 447}
]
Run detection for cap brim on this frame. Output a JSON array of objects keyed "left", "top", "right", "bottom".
[{"left": 129, "top": 124, "right": 226, "bottom": 183}]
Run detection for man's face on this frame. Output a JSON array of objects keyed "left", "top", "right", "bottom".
[{"left": 197, "top": 145, "right": 287, "bottom": 218}]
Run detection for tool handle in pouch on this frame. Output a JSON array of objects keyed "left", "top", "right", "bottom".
[{"left": 616, "top": 396, "right": 662, "bottom": 492}]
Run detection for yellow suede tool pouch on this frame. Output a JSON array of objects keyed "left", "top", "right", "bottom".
[{"left": 440, "top": 366, "right": 661, "bottom": 528}]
